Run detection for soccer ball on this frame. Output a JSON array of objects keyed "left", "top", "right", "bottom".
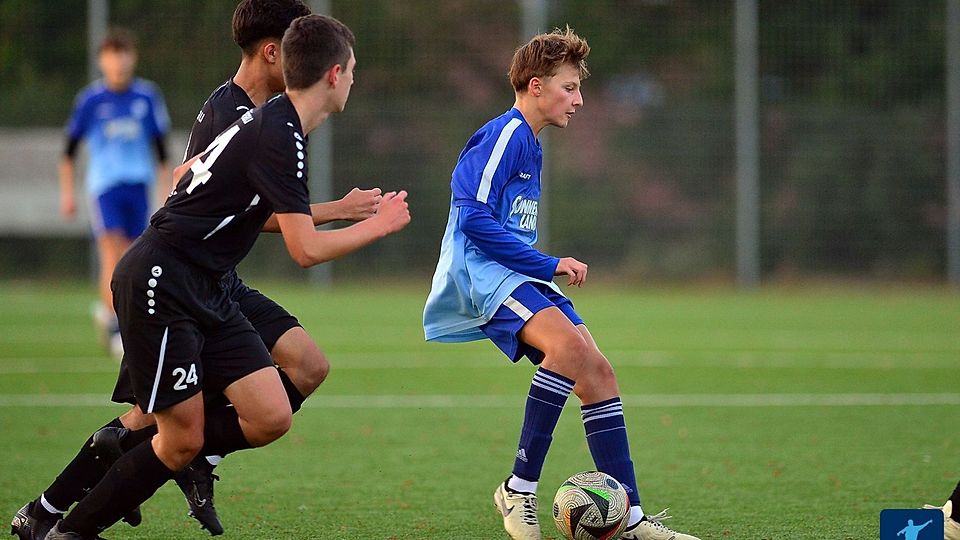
[{"left": 552, "top": 471, "right": 630, "bottom": 540}]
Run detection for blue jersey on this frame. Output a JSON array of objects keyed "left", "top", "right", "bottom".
[
  {"left": 424, "top": 108, "right": 562, "bottom": 342},
  {"left": 66, "top": 78, "right": 170, "bottom": 196}
]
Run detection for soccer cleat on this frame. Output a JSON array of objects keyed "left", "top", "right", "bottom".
[
  {"left": 493, "top": 479, "right": 541, "bottom": 540},
  {"left": 923, "top": 499, "right": 960, "bottom": 540},
  {"left": 619, "top": 509, "right": 701, "bottom": 540},
  {"left": 41, "top": 521, "right": 104, "bottom": 540},
  {"left": 10, "top": 501, "right": 58, "bottom": 540},
  {"left": 174, "top": 458, "right": 223, "bottom": 536},
  {"left": 89, "top": 427, "right": 142, "bottom": 527}
]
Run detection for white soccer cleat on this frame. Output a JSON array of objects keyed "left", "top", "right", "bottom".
[
  {"left": 619, "top": 509, "right": 700, "bottom": 540},
  {"left": 493, "top": 480, "right": 541, "bottom": 540},
  {"left": 922, "top": 499, "right": 960, "bottom": 540}
]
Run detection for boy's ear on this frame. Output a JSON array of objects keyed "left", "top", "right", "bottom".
[
  {"left": 528, "top": 77, "right": 543, "bottom": 97},
  {"left": 263, "top": 42, "right": 279, "bottom": 64},
  {"left": 326, "top": 63, "right": 343, "bottom": 86}
]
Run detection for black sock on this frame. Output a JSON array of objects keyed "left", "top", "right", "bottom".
[
  {"left": 277, "top": 367, "right": 306, "bottom": 413},
  {"left": 60, "top": 440, "right": 173, "bottom": 537},
  {"left": 120, "top": 424, "right": 158, "bottom": 452},
  {"left": 949, "top": 480, "right": 960, "bottom": 517},
  {"left": 200, "top": 405, "right": 252, "bottom": 457},
  {"left": 42, "top": 417, "right": 123, "bottom": 511}
]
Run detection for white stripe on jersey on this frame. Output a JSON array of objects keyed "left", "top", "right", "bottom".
[
  {"left": 202, "top": 195, "right": 258, "bottom": 240},
  {"left": 146, "top": 327, "right": 170, "bottom": 414},
  {"left": 503, "top": 295, "right": 534, "bottom": 321},
  {"left": 476, "top": 118, "right": 523, "bottom": 204},
  {"left": 203, "top": 216, "right": 235, "bottom": 240}
]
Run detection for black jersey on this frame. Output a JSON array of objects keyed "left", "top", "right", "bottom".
[
  {"left": 182, "top": 79, "right": 256, "bottom": 162},
  {"left": 151, "top": 94, "right": 311, "bottom": 275}
]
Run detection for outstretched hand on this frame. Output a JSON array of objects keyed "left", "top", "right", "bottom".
[
  {"left": 372, "top": 191, "right": 411, "bottom": 235},
  {"left": 555, "top": 256, "right": 588, "bottom": 287},
  {"left": 341, "top": 187, "right": 383, "bottom": 221}
]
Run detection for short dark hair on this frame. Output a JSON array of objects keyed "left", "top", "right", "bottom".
[
  {"left": 509, "top": 26, "right": 590, "bottom": 93},
  {"left": 232, "top": 0, "right": 311, "bottom": 56},
  {"left": 99, "top": 28, "right": 136, "bottom": 53},
  {"left": 281, "top": 14, "right": 355, "bottom": 91}
]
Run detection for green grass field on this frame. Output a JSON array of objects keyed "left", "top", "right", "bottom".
[{"left": 1, "top": 281, "right": 958, "bottom": 539}]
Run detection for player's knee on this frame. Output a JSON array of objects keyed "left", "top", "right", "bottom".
[
  {"left": 590, "top": 355, "right": 618, "bottom": 390},
  {"left": 248, "top": 409, "right": 292, "bottom": 447},
  {"left": 157, "top": 431, "right": 204, "bottom": 471},
  {"left": 301, "top": 348, "right": 330, "bottom": 393},
  {"left": 543, "top": 335, "right": 591, "bottom": 378},
  {"left": 573, "top": 353, "right": 618, "bottom": 400}
]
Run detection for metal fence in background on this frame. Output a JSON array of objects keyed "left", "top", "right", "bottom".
[{"left": 0, "top": 0, "right": 955, "bottom": 286}]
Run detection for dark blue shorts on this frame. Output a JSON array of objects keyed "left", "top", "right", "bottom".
[
  {"left": 91, "top": 183, "right": 149, "bottom": 239},
  {"left": 479, "top": 281, "right": 583, "bottom": 364}
]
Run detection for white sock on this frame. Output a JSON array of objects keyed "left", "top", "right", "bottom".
[
  {"left": 507, "top": 475, "right": 538, "bottom": 494},
  {"left": 40, "top": 494, "right": 67, "bottom": 515},
  {"left": 205, "top": 455, "right": 223, "bottom": 466},
  {"left": 628, "top": 505, "right": 644, "bottom": 527}
]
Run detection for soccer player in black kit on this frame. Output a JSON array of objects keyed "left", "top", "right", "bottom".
[
  {"left": 113, "top": 0, "right": 382, "bottom": 533},
  {"left": 39, "top": 14, "right": 410, "bottom": 540},
  {"left": 9, "top": 3, "right": 383, "bottom": 539}
]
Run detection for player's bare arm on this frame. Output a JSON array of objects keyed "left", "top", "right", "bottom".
[
  {"left": 276, "top": 190, "right": 409, "bottom": 267},
  {"left": 555, "top": 256, "right": 588, "bottom": 287},
  {"left": 171, "top": 154, "right": 201, "bottom": 192},
  {"left": 262, "top": 187, "right": 382, "bottom": 232},
  {"left": 154, "top": 161, "right": 171, "bottom": 206},
  {"left": 58, "top": 157, "right": 76, "bottom": 219}
]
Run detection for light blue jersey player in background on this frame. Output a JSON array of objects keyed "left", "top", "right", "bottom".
[
  {"left": 59, "top": 28, "right": 170, "bottom": 357},
  {"left": 423, "top": 27, "right": 699, "bottom": 540}
]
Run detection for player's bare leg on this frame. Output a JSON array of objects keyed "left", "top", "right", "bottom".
[
  {"left": 221, "top": 366, "right": 292, "bottom": 447},
  {"left": 572, "top": 327, "right": 699, "bottom": 540},
  {"left": 94, "top": 232, "right": 130, "bottom": 358},
  {"left": 271, "top": 327, "right": 330, "bottom": 398},
  {"left": 173, "top": 367, "right": 292, "bottom": 536},
  {"left": 179, "top": 328, "right": 325, "bottom": 536},
  {"left": 508, "top": 310, "right": 699, "bottom": 540}
]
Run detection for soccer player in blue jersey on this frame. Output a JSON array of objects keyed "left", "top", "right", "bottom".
[
  {"left": 59, "top": 29, "right": 171, "bottom": 358},
  {"left": 423, "top": 27, "right": 699, "bottom": 540}
]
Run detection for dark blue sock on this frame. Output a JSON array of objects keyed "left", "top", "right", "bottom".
[
  {"left": 582, "top": 397, "right": 641, "bottom": 507},
  {"left": 512, "top": 367, "right": 574, "bottom": 482}
]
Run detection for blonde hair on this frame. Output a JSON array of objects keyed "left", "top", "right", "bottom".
[{"left": 508, "top": 26, "right": 590, "bottom": 93}]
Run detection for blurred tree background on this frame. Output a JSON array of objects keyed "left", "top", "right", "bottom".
[{"left": 0, "top": 0, "right": 948, "bottom": 283}]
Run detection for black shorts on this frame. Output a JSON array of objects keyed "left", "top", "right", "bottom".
[
  {"left": 109, "top": 229, "right": 274, "bottom": 413},
  {"left": 112, "top": 249, "right": 302, "bottom": 407},
  {"left": 222, "top": 270, "right": 301, "bottom": 352}
]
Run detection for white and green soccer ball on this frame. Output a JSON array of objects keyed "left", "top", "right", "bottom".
[{"left": 553, "top": 471, "right": 630, "bottom": 540}]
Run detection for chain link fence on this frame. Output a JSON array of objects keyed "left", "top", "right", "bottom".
[{"left": 0, "top": 0, "right": 949, "bottom": 283}]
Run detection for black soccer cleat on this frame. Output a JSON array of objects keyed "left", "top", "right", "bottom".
[
  {"left": 174, "top": 459, "right": 223, "bottom": 536},
  {"left": 41, "top": 521, "right": 105, "bottom": 540},
  {"left": 10, "top": 501, "right": 58, "bottom": 540},
  {"left": 89, "top": 427, "right": 142, "bottom": 527}
]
